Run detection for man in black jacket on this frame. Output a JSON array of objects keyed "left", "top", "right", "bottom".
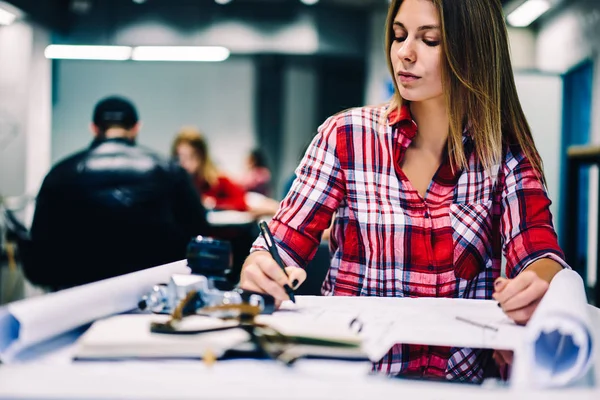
[{"left": 29, "top": 95, "right": 208, "bottom": 290}]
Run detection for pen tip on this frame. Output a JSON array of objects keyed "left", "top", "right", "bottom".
[{"left": 285, "top": 285, "right": 296, "bottom": 303}]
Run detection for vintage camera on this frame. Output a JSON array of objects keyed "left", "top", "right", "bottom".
[{"left": 139, "top": 236, "right": 275, "bottom": 317}]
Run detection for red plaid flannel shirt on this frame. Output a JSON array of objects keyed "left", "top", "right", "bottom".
[{"left": 252, "top": 104, "right": 568, "bottom": 382}]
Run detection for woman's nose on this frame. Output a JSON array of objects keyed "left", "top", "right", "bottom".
[{"left": 397, "top": 39, "right": 416, "bottom": 63}]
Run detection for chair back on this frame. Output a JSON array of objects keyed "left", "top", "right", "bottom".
[
  {"left": 2, "top": 206, "right": 30, "bottom": 242},
  {"left": 1, "top": 205, "right": 39, "bottom": 285}
]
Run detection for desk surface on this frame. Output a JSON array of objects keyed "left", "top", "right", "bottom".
[
  {"left": 0, "top": 304, "right": 599, "bottom": 400},
  {"left": 207, "top": 211, "right": 255, "bottom": 226}
]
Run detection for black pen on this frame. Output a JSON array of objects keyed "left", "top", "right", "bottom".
[{"left": 258, "top": 220, "right": 296, "bottom": 303}]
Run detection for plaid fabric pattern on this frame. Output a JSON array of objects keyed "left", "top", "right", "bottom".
[{"left": 251, "top": 104, "right": 568, "bottom": 382}]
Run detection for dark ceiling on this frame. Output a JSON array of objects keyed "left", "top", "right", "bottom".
[{"left": 4, "top": 0, "right": 515, "bottom": 33}]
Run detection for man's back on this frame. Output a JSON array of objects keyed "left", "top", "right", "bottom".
[{"left": 29, "top": 138, "right": 208, "bottom": 289}]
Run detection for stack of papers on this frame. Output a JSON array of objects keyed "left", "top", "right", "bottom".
[
  {"left": 74, "top": 315, "right": 249, "bottom": 360},
  {"left": 73, "top": 312, "right": 366, "bottom": 363}
]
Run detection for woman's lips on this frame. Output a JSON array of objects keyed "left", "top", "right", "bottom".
[{"left": 398, "top": 72, "right": 420, "bottom": 83}]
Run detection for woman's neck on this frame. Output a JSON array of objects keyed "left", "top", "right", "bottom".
[{"left": 409, "top": 98, "right": 449, "bottom": 156}]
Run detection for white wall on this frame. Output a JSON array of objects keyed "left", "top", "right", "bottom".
[
  {"left": 52, "top": 59, "right": 256, "bottom": 176},
  {"left": 25, "top": 26, "right": 52, "bottom": 197},
  {"left": 0, "top": 21, "right": 51, "bottom": 198},
  {"left": 507, "top": 27, "right": 536, "bottom": 70}
]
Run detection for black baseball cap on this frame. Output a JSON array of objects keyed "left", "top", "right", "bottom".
[{"left": 92, "top": 96, "right": 139, "bottom": 130}]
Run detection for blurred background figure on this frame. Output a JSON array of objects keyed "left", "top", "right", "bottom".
[
  {"left": 238, "top": 148, "right": 272, "bottom": 197},
  {"left": 28, "top": 96, "right": 208, "bottom": 291},
  {"left": 172, "top": 127, "right": 248, "bottom": 212}
]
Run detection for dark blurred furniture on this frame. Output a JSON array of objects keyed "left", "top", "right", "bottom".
[
  {"left": 564, "top": 144, "right": 600, "bottom": 305},
  {"left": 295, "top": 242, "right": 331, "bottom": 296},
  {"left": 205, "top": 211, "right": 259, "bottom": 285},
  {"left": 1, "top": 206, "right": 37, "bottom": 284}
]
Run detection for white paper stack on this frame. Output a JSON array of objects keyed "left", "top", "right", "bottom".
[
  {"left": 73, "top": 314, "right": 249, "bottom": 360},
  {"left": 0, "top": 260, "right": 190, "bottom": 363}
]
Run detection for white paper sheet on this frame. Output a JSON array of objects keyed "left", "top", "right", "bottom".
[
  {"left": 0, "top": 260, "right": 190, "bottom": 363},
  {"left": 279, "top": 297, "right": 523, "bottom": 360},
  {"left": 277, "top": 270, "right": 595, "bottom": 389}
]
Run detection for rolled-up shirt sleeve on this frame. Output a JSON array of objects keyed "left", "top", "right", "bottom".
[
  {"left": 251, "top": 115, "right": 346, "bottom": 267},
  {"left": 501, "top": 148, "right": 570, "bottom": 279}
]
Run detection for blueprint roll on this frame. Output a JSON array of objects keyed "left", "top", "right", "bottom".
[
  {"left": 0, "top": 260, "right": 190, "bottom": 363},
  {"left": 521, "top": 268, "right": 594, "bottom": 388}
]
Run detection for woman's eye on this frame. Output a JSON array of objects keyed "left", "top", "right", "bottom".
[
  {"left": 394, "top": 36, "right": 406, "bottom": 42},
  {"left": 424, "top": 40, "right": 440, "bottom": 47}
]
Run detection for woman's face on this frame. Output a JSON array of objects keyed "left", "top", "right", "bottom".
[
  {"left": 176, "top": 143, "right": 201, "bottom": 175},
  {"left": 390, "top": 0, "right": 443, "bottom": 103}
]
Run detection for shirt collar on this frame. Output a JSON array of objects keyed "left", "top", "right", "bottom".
[
  {"left": 388, "top": 103, "right": 473, "bottom": 140},
  {"left": 90, "top": 137, "right": 136, "bottom": 148},
  {"left": 388, "top": 104, "right": 417, "bottom": 139}
]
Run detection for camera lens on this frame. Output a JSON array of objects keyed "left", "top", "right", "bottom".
[{"left": 186, "top": 236, "right": 232, "bottom": 278}]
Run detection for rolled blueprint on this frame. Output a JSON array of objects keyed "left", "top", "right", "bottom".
[
  {"left": 0, "top": 260, "right": 190, "bottom": 363},
  {"left": 513, "top": 268, "right": 595, "bottom": 388}
]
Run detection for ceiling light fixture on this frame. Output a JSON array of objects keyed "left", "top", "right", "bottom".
[
  {"left": 300, "top": 0, "right": 320, "bottom": 5},
  {"left": 214, "top": 0, "right": 233, "bottom": 5},
  {"left": 0, "top": 1, "right": 20, "bottom": 25},
  {"left": 0, "top": 8, "right": 16, "bottom": 25},
  {"left": 131, "top": 46, "right": 230, "bottom": 62},
  {"left": 44, "top": 45, "right": 133, "bottom": 60},
  {"left": 506, "top": 0, "right": 552, "bottom": 27}
]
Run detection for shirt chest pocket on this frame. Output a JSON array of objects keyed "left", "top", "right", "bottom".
[{"left": 449, "top": 201, "right": 493, "bottom": 280}]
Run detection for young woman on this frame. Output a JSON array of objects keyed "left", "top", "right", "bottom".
[
  {"left": 240, "top": 0, "right": 567, "bottom": 383},
  {"left": 171, "top": 127, "right": 248, "bottom": 212}
]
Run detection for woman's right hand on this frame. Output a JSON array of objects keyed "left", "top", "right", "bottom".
[{"left": 240, "top": 251, "right": 306, "bottom": 307}]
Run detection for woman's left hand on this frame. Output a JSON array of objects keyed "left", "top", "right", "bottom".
[{"left": 492, "top": 270, "right": 550, "bottom": 325}]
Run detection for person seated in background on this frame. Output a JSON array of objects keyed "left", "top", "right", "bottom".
[
  {"left": 29, "top": 96, "right": 208, "bottom": 291},
  {"left": 238, "top": 149, "right": 272, "bottom": 197},
  {"left": 171, "top": 127, "right": 249, "bottom": 212}
]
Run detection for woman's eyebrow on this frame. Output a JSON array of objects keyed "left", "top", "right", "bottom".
[{"left": 393, "top": 21, "right": 440, "bottom": 32}]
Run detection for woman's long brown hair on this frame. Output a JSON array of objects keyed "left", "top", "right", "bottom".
[
  {"left": 385, "top": 0, "right": 544, "bottom": 179},
  {"left": 171, "top": 127, "right": 219, "bottom": 186}
]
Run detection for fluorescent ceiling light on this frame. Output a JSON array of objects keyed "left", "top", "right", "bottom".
[
  {"left": 44, "top": 45, "right": 133, "bottom": 60},
  {"left": 300, "top": 0, "right": 320, "bottom": 4},
  {"left": 215, "top": 0, "right": 233, "bottom": 4},
  {"left": 0, "top": 6, "right": 17, "bottom": 25},
  {"left": 131, "top": 46, "right": 230, "bottom": 62},
  {"left": 507, "top": 0, "right": 551, "bottom": 27}
]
